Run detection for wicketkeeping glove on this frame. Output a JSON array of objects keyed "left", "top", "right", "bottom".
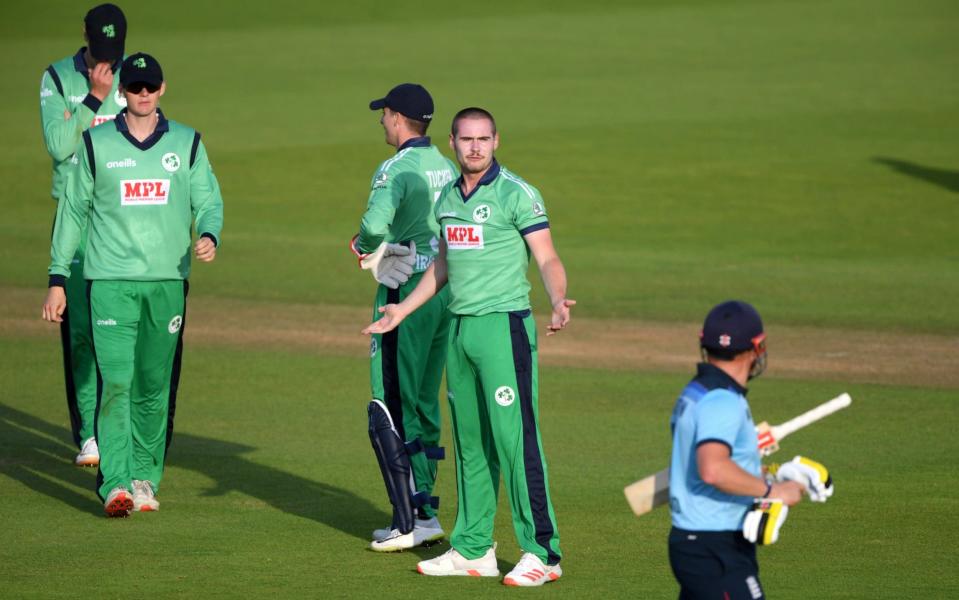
[
  {"left": 772, "top": 456, "right": 834, "bottom": 502},
  {"left": 360, "top": 241, "right": 416, "bottom": 289},
  {"left": 742, "top": 498, "right": 789, "bottom": 545}
]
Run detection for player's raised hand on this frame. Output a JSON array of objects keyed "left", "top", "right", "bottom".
[
  {"left": 42, "top": 287, "right": 67, "bottom": 323},
  {"left": 547, "top": 298, "right": 576, "bottom": 336},
  {"left": 195, "top": 237, "right": 216, "bottom": 262},
  {"left": 88, "top": 62, "right": 114, "bottom": 101},
  {"left": 363, "top": 304, "right": 406, "bottom": 335}
]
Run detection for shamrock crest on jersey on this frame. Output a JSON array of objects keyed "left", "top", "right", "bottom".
[
  {"left": 473, "top": 204, "right": 491, "bottom": 223},
  {"left": 162, "top": 152, "right": 181, "bottom": 173}
]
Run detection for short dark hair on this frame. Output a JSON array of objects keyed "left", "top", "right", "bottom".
[
  {"left": 451, "top": 107, "right": 496, "bottom": 137},
  {"left": 404, "top": 115, "right": 429, "bottom": 136},
  {"left": 703, "top": 347, "right": 748, "bottom": 362}
]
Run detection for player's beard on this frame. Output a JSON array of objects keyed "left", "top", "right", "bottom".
[{"left": 460, "top": 154, "right": 492, "bottom": 175}]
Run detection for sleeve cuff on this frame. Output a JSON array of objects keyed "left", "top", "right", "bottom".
[
  {"left": 200, "top": 232, "right": 218, "bottom": 247},
  {"left": 48, "top": 274, "right": 67, "bottom": 288},
  {"left": 82, "top": 93, "right": 102, "bottom": 113},
  {"left": 519, "top": 221, "right": 550, "bottom": 236},
  {"left": 695, "top": 438, "right": 733, "bottom": 454}
]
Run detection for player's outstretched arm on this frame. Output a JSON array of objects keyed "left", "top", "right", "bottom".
[
  {"left": 362, "top": 241, "right": 448, "bottom": 335},
  {"left": 525, "top": 228, "right": 575, "bottom": 335}
]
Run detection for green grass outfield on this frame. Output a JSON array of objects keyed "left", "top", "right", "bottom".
[{"left": 1, "top": 0, "right": 957, "bottom": 597}]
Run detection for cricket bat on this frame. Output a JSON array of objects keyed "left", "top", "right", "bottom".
[{"left": 624, "top": 393, "right": 852, "bottom": 517}]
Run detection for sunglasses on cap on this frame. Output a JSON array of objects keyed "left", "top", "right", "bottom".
[{"left": 125, "top": 82, "right": 160, "bottom": 94}]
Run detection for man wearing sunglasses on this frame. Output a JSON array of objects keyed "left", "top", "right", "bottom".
[
  {"left": 42, "top": 52, "right": 224, "bottom": 517},
  {"left": 667, "top": 301, "right": 804, "bottom": 599},
  {"left": 39, "top": 3, "right": 128, "bottom": 469}
]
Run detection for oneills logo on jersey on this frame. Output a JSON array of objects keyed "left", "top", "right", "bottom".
[
  {"left": 445, "top": 224, "right": 484, "bottom": 249},
  {"left": 121, "top": 179, "right": 170, "bottom": 206},
  {"left": 106, "top": 158, "right": 136, "bottom": 169}
]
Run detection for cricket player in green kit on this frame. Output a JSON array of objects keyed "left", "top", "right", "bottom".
[
  {"left": 365, "top": 107, "right": 574, "bottom": 586},
  {"left": 39, "top": 3, "right": 128, "bottom": 467},
  {"left": 351, "top": 84, "right": 457, "bottom": 552},
  {"left": 42, "top": 53, "right": 223, "bottom": 517}
]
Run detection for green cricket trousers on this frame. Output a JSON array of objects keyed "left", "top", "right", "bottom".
[
  {"left": 369, "top": 272, "right": 451, "bottom": 518},
  {"left": 89, "top": 280, "right": 186, "bottom": 500},
  {"left": 61, "top": 236, "right": 97, "bottom": 447},
  {"left": 446, "top": 310, "right": 562, "bottom": 565}
]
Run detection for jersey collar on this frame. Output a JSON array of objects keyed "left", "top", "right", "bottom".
[
  {"left": 694, "top": 362, "right": 748, "bottom": 396},
  {"left": 455, "top": 158, "right": 501, "bottom": 202},
  {"left": 73, "top": 47, "right": 122, "bottom": 79},
  {"left": 114, "top": 108, "right": 170, "bottom": 151},
  {"left": 398, "top": 136, "right": 431, "bottom": 151}
]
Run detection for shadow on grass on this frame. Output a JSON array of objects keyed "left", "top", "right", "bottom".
[
  {"left": 168, "top": 432, "right": 390, "bottom": 541},
  {"left": 0, "top": 403, "right": 390, "bottom": 539},
  {"left": 0, "top": 403, "right": 98, "bottom": 516},
  {"left": 873, "top": 157, "right": 959, "bottom": 194}
]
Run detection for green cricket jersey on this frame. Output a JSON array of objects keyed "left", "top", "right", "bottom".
[
  {"left": 434, "top": 160, "right": 549, "bottom": 316},
  {"left": 355, "top": 137, "right": 457, "bottom": 273},
  {"left": 49, "top": 108, "right": 224, "bottom": 282},
  {"left": 40, "top": 48, "right": 127, "bottom": 201}
]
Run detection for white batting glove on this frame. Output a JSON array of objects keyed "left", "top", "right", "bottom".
[
  {"left": 742, "top": 498, "right": 789, "bottom": 545},
  {"left": 774, "top": 456, "right": 834, "bottom": 502},
  {"left": 361, "top": 241, "right": 415, "bottom": 289}
]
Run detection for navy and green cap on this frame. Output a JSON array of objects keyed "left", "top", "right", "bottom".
[
  {"left": 120, "top": 53, "right": 163, "bottom": 88},
  {"left": 85, "top": 3, "right": 126, "bottom": 62},
  {"left": 700, "top": 300, "right": 764, "bottom": 353},
  {"left": 369, "top": 83, "right": 434, "bottom": 123}
]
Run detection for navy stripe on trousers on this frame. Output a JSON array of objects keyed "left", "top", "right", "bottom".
[
  {"left": 59, "top": 310, "right": 83, "bottom": 448},
  {"left": 380, "top": 287, "right": 405, "bottom": 438},
  {"left": 509, "top": 311, "right": 560, "bottom": 565}
]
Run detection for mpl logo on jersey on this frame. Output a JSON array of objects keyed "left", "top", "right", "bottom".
[
  {"left": 120, "top": 179, "right": 170, "bottom": 206},
  {"left": 445, "top": 224, "right": 484, "bottom": 249}
]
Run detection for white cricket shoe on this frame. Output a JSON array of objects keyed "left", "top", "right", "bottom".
[
  {"left": 372, "top": 516, "right": 445, "bottom": 545},
  {"left": 417, "top": 544, "right": 499, "bottom": 577},
  {"left": 103, "top": 486, "right": 133, "bottom": 518},
  {"left": 75, "top": 437, "right": 99, "bottom": 467},
  {"left": 502, "top": 552, "right": 562, "bottom": 587},
  {"left": 370, "top": 529, "right": 415, "bottom": 552},
  {"left": 132, "top": 480, "right": 159, "bottom": 512}
]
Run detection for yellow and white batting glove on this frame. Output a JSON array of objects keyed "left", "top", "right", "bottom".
[
  {"left": 360, "top": 241, "right": 416, "bottom": 289},
  {"left": 742, "top": 498, "right": 789, "bottom": 545},
  {"left": 772, "top": 456, "right": 834, "bottom": 502}
]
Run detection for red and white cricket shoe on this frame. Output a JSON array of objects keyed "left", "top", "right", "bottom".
[
  {"left": 417, "top": 544, "right": 499, "bottom": 577},
  {"left": 103, "top": 486, "right": 133, "bottom": 518},
  {"left": 503, "top": 552, "right": 562, "bottom": 587}
]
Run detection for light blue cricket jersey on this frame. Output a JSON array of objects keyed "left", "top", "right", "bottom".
[{"left": 669, "top": 363, "right": 760, "bottom": 531}]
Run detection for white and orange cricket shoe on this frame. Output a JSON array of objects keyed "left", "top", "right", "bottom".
[
  {"left": 132, "top": 480, "right": 159, "bottom": 512},
  {"left": 75, "top": 437, "right": 99, "bottom": 467},
  {"left": 416, "top": 544, "right": 499, "bottom": 577},
  {"left": 502, "top": 552, "right": 562, "bottom": 587},
  {"left": 103, "top": 486, "right": 133, "bottom": 518}
]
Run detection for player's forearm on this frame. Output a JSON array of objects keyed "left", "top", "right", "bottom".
[
  {"left": 396, "top": 261, "right": 447, "bottom": 317},
  {"left": 538, "top": 256, "right": 568, "bottom": 306},
  {"left": 41, "top": 110, "right": 83, "bottom": 162},
  {"left": 699, "top": 453, "right": 767, "bottom": 498},
  {"left": 48, "top": 201, "right": 84, "bottom": 279}
]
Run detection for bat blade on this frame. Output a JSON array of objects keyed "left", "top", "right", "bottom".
[{"left": 624, "top": 467, "right": 670, "bottom": 516}]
